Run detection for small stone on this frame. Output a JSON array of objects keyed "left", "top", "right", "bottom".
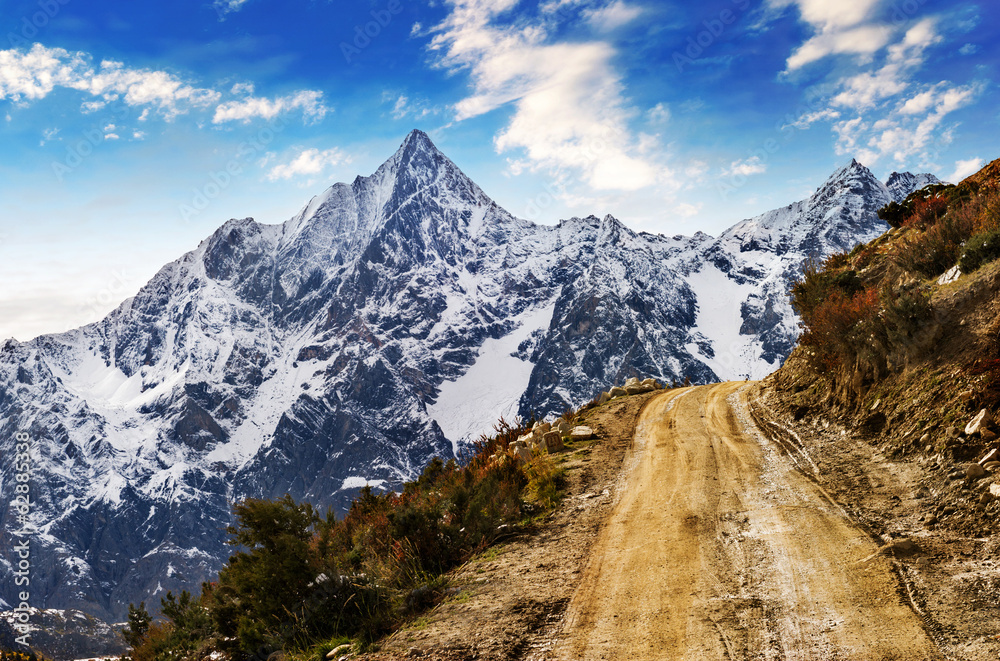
[
  {"left": 598, "top": 391, "right": 611, "bottom": 405},
  {"left": 937, "top": 264, "right": 961, "bottom": 285},
  {"left": 990, "top": 483, "right": 1000, "bottom": 498},
  {"left": 570, "top": 425, "right": 594, "bottom": 441},
  {"left": 965, "top": 409, "right": 992, "bottom": 436},
  {"left": 979, "top": 448, "right": 999, "bottom": 465},
  {"left": 514, "top": 445, "right": 532, "bottom": 467},
  {"left": 326, "top": 644, "right": 351, "bottom": 659},
  {"left": 609, "top": 386, "right": 627, "bottom": 398},
  {"left": 881, "top": 538, "right": 921, "bottom": 556},
  {"left": 542, "top": 430, "right": 563, "bottom": 453},
  {"left": 985, "top": 461, "right": 1000, "bottom": 473},
  {"left": 982, "top": 429, "right": 998, "bottom": 442},
  {"left": 980, "top": 491, "right": 995, "bottom": 505},
  {"left": 967, "top": 463, "right": 987, "bottom": 480},
  {"left": 625, "top": 377, "right": 640, "bottom": 388}
]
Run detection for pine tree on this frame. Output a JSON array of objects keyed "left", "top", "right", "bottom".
[{"left": 123, "top": 602, "right": 151, "bottom": 649}]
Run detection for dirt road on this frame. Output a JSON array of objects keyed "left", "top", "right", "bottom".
[{"left": 551, "top": 383, "right": 942, "bottom": 660}]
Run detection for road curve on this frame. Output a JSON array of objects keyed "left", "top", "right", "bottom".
[{"left": 550, "top": 383, "right": 941, "bottom": 661}]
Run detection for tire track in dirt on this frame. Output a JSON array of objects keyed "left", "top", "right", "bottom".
[{"left": 549, "top": 383, "right": 942, "bottom": 660}]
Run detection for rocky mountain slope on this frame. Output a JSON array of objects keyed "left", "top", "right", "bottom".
[{"left": 0, "top": 130, "right": 937, "bottom": 620}]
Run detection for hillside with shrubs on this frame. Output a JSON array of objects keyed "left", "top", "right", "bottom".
[
  {"left": 769, "top": 156, "right": 1000, "bottom": 528},
  {"left": 121, "top": 415, "right": 572, "bottom": 661}
]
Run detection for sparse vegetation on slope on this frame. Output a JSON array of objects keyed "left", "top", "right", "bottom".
[
  {"left": 124, "top": 417, "right": 568, "bottom": 661},
  {"left": 774, "top": 156, "right": 1000, "bottom": 525}
]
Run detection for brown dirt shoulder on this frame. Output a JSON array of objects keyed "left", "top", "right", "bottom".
[{"left": 357, "top": 390, "right": 663, "bottom": 661}]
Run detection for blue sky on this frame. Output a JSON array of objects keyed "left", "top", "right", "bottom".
[{"left": 0, "top": 0, "right": 996, "bottom": 340}]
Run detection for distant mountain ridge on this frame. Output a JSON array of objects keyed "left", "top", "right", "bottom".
[{"left": 0, "top": 130, "right": 939, "bottom": 620}]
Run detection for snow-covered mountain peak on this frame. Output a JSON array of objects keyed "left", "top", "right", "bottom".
[
  {"left": 885, "top": 171, "right": 942, "bottom": 202},
  {"left": 816, "top": 159, "right": 885, "bottom": 196}
]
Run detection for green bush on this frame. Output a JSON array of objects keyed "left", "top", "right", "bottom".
[
  {"left": 790, "top": 261, "right": 862, "bottom": 322},
  {"left": 959, "top": 228, "right": 1000, "bottom": 273},
  {"left": 882, "top": 286, "right": 933, "bottom": 349},
  {"left": 892, "top": 212, "right": 977, "bottom": 278},
  {"left": 878, "top": 200, "right": 911, "bottom": 229}
]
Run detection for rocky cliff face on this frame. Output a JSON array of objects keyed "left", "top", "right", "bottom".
[{"left": 0, "top": 131, "right": 938, "bottom": 621}]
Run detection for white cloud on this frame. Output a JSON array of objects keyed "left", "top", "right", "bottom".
[
  {"left": 684, "top": 160, "right": 708, "bottom": 179},
  {"left": 0, "top": 44, "right": 220, "bottom": 119},
  {"left": 392, "top": 94, "right": 409, "bottom": 119},
  {"left": 724, "top": 156, "right": 767, "bottom": 177},
  {"left": 898, "top": 89, "right": 935, "bottom": 114},
  {"left": 647, "top": 103, "right": 670, "bottom": 124},
  {"left": 786, "top": 24, "right": 892, "bottom": 70},
  {"left": 213, "top": 0, "right": 251, "bottom": 17},
  {"left": 949, "top": 157, "right": 983, "bottom": 182},
  {"left": 833, "top": 82, "right": 981, "bottom": 165},
  {"left": 266, "top": 148, "right": 350, "bottom": 181},
  {"left": 674, "top": 202, "right": 701, "bottom": 217},
  {"left": 584, "top": 1, "right": 643, "bottom": 32},
  {"left": 959, "top": 43, "right": 978, "bottom": 55},
  {"left": 0, "top": 44, "right": 327, "bottom": 129},
  {"left": 104, "top": 132, "right": 119, "bottom": 140},
  {"left": 787, "top": 107, "right": 840, "bottom": 129},
  {"left": 385, "top": 93, "right": 437, "bottom": 121},
  {"left": 770, "top": 0, "right": 889, "bottom": 71},
  {"left": 213, "top": 90, "right": 328, "bottom": 124},
  {"left": 428, "top": 0, "right": 665, "bottom": 192},
  {"left": 769, "top": 0, "right": 881, "bottom": 32},
  {"left": 132, "top": 130, "right": 146, "bottom": 140},
  {"left": 773, "top": 11, "right": 980, "bottom": 169},
  {"left": 828, "top": 19, "right": 941, "bottom": 110}
]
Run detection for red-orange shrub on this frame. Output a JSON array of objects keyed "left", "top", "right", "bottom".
[
  {"left": 905, "top": 195, "right": 949, "bottom": 228},
  {"left": 800, "top": 287, "right": 881, "bottom": 368}
]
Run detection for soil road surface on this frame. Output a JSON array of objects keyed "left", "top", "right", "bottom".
[{"left": 551, "top": 383, "right": 941, "bottom": 660}]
